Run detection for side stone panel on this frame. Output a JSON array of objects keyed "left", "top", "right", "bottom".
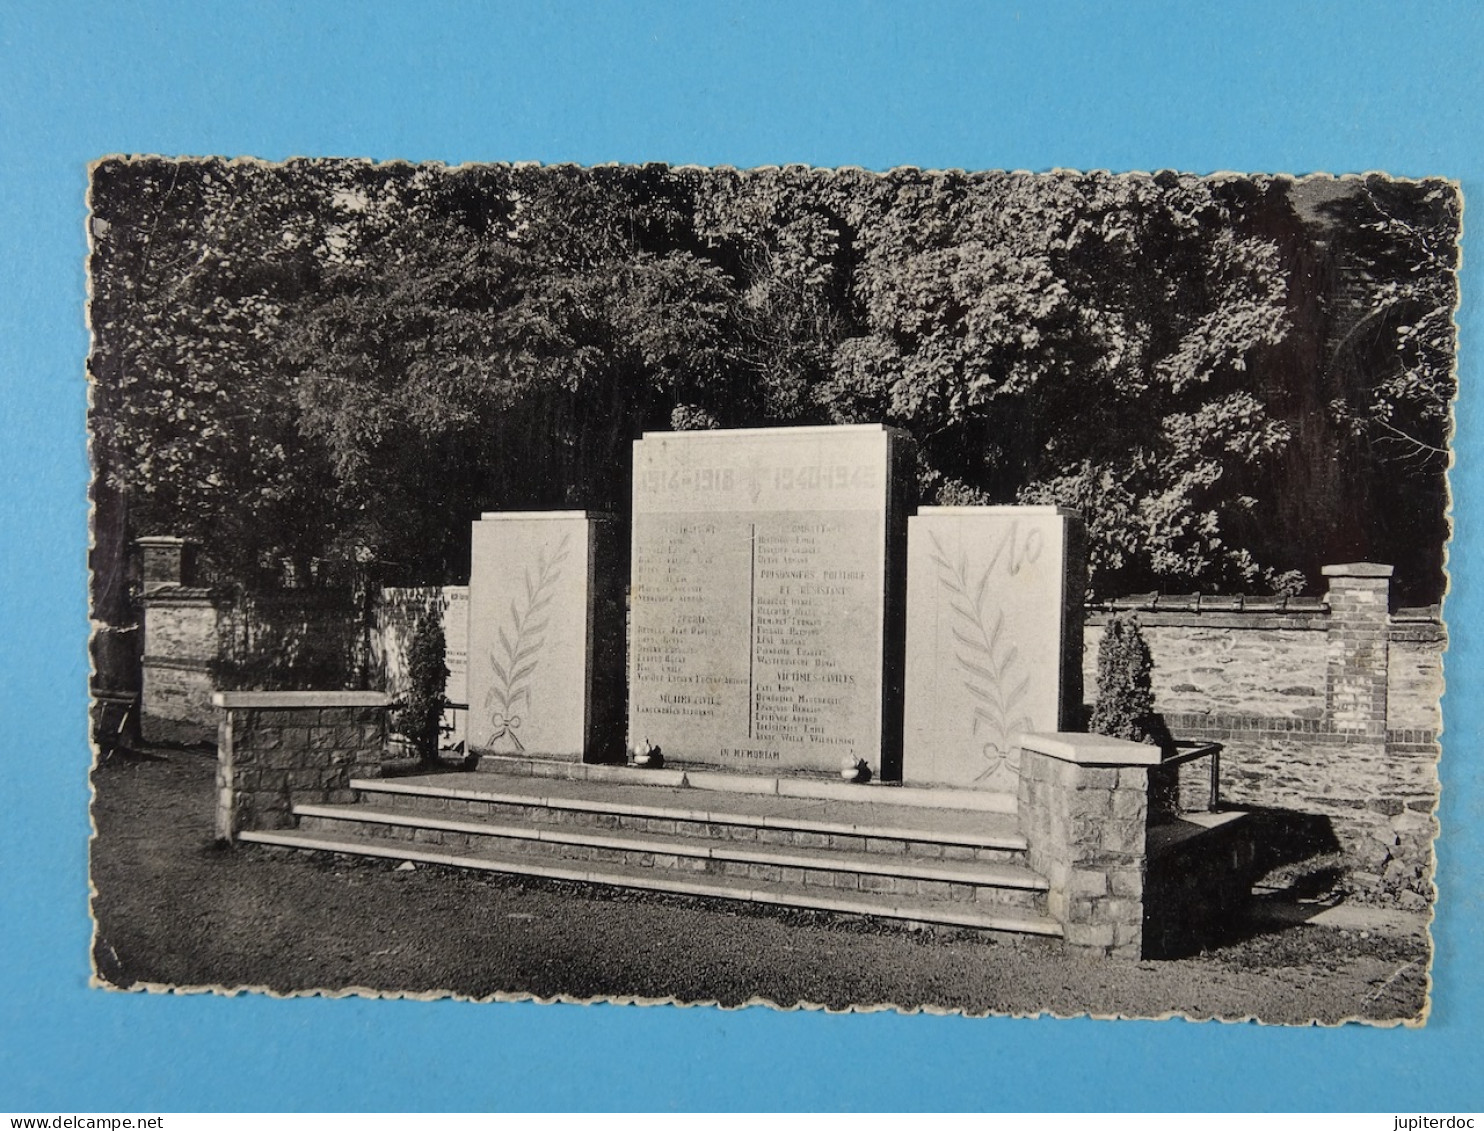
[
  {"left": 466, "top": 512, "right": 624, "bottom": 763},
  {"left": 904, "top": 506, "right": 1085, "bottom": 790}
]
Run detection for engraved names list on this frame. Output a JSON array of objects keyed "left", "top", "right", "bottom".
[{"left": 629, "top": 425, "right": 912, "bottom": 775}]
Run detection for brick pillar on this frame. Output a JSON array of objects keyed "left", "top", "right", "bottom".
[
  {"left": 1015, "top": 732, "right": 1160, "bottom": 958},
  {"left": 1322, "top": 563, "right": 1392, "bottom": 737},
  {"left": 137, "top": 536, "right": 200, "bottom": 592}
]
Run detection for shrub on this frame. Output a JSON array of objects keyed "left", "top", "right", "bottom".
[
  {"left": 1090, "top": 614, "right": 1155, "bottom": 742},
  {"left": 401, "top": 604, "right": 448, "bottom": 764}
]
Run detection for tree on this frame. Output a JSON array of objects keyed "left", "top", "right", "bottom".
[
  {"left": 287, "top": 162, "right": 746, "bottom": 581},
  {"left": 819, "top": 169, "right": 1297, "bottom": 593},
  {"left": 89, "top": 161, "right": 1457, "bottom": 605},
  {"left": 89, "top": 158, "right": 341, "bottom": 582},
  {"left": 685, "top": 164, "right": 860, "bottom": 424},
  {"left": 1246, "top": 175, "right": 1465, "bottom": 605},
  {"left": 1320, "top": 177, "right": 1459, "bottom": 470}
]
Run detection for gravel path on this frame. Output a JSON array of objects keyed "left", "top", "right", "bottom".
[{"left": 89, "top": 749, "right": 1429, "bottom": 1024}]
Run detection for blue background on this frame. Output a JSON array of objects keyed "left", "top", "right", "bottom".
[{"left": 2, "top": 0, "right": 1480, "bottom": 1112}]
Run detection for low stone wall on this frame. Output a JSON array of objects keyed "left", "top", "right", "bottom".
[
  {"left": 1016, "top": 732, "right": 1263, "bottom": 959},
  {"left": 1015, "top": 733, "right": 1157, "bottom": 958},
  {"left": 1144, "top": 813, "right": 1255, "bottom": 958},
  {"left": 1156, "top": 723, "right": 1437, "bottom": 907},
  {"left": 214, "top": 691, "right": 387, "bottom": 840}
]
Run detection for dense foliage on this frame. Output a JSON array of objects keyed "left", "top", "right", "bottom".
[{"left": 89, "top": 160, "right": 1459, "bottom": 603}]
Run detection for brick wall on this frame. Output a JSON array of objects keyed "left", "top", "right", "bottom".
[
  {"left": 1084, "top": 565, "right": 1443, "bottom": 907},
  {"left": 1388, "top": 615, "right": 1447, "bottom": 736},
  {"left": 1085, "top": 615, "right": 1330, "bottom": 723}
]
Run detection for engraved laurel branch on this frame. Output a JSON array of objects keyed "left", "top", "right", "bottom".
[
  {"left": 927, "top": 529, "right": 1032, "bottom": 784},
  {"left": 486, "top": 532, "right": 572, "bottom": 740}
]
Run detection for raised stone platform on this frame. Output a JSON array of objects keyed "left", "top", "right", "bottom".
[
  {"left": 469, "top": 754, "right": 1018, "bottom": 812},
  {"left": 214, "top": 691, "right": 1241, "bottom": 955}
]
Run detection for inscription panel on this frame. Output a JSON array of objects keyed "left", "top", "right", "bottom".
[
  {"left": 629, "top": 427, "right": 908, "bottom": 774},
  {"left": 444, "top": 587, "right": 469, "bottom": 707}
]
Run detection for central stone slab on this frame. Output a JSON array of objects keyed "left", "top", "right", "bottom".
[{"left": 629, "top": 425, "right": 914, "bottom": 778}]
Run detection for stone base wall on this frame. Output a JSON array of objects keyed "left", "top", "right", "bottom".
[
  {"left": 215, "top": 691, "right": 387, "bottom": 840},
  {"left": 1160, "top": 720, "right": 1437, "bottom": 907},
  {"left": 1016, "top": 734, "right": 1153, "bottom": 958}
]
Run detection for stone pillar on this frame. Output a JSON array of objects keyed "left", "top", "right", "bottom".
[
  {"left": 214, "top": 691, "right": 387, "bottom": 840},
  {"left": 137, "top": 535, "right": 200, "bottom": 592},
  {"left": 138, "top": 545, "right": 226, "bottom": 744},
  {"left": 1015, "top": 732, "right": 1160, "bottom": 958},
  {"left": 1322, "top": 563, "right": 1393, "bottom": 737}
]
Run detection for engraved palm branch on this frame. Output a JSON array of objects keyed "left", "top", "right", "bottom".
[
  {"left": 485, "top": 533, "right": 571, "bottom": 745},
  {"left": 928, "top": 530, "right": 1031, "bottom": 783}
]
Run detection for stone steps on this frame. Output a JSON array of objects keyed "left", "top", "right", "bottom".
[
  {"left": 352, "top": 773, "right": 1029, "bottom": 863},
  {"left": 237, "top": 767, "right": 1062, "bottom": 938},
  {"left": 291, "top": 802, "right": 1049, "bottom": 910},
  {"left": 237, "top": 825, "right": 1063, "bottom": 938}
]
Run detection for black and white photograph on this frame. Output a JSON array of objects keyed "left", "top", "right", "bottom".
[{"left": 87, "top": 157, "right": 1458, "bottom": 1024}]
